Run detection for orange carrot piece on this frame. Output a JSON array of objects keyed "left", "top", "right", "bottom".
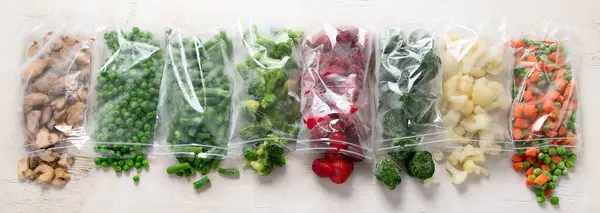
[
  {"left": 556, "top": 95, "right": 565, "bottom": 103},
  {"left": 523, "top": 104, "right": 537, "bottom": 119},
  {"left": 551, "top": 155, "right": 563, "bottom": 163},
  {"left": 540, "top": 164, "right": 550, "bottom": 172},
  {"left": 513, "top": 103, "right": 524, "bottom": 118},
  {"left": 526, "top": 167, "right": 535, "bottom": 176},
  {"left": 526, "top": 55, "right": 537, "bottom": 62},
  {"left": 558, "top": 126, "right": 568, "bottom": 136},
  {"left": 525, "top": 178, "right": 535, "bottom": 186},
  {"left": 513, "top": 162, "right": 524, "bottom": 172},
  {"left": 511, "top": 40, "right": 525, "bottom": 48},
  {"left": 512, "top": 154, "right": 524, "bottom": 163},
  {"left": 513, "top": 128, "right": 524, "bottom": 140},
  {"left": 555, "top": 79, "right": 567, "bottom": 92},
  {"left": 523, "top": 90, "right": 534, "bottom": 101},
  {"left": 534, "top": 173, "right": 550, "bottom": 185},
  {"left": 545, "top": 64, "right": 555, "bottom": 72},
  {"left": 544, "top": 188, "right": 553, "bottom": 197},
  {"left": 554, "top": 69, "right": 566, "bottom": 80},
  {"left": 543, "top": 100, "right": 555, "bottom": 112},
  {"left": 547, "top": 90, "right": 560, "bottom": 101},
  {"left": 525, "top": 148, "right": 539, "bottom": 157},
  {"left": 548, "top": 52, "right": 558, "bottom": 61},
  {"left": 546, "top": 131, "right": 558, "bottom": 138},
  {"left": 528, "top": 71, "right": 541, "bottom": 83},
  {"left": 514, "top": 118, "right": 530, "bottom": 129}
]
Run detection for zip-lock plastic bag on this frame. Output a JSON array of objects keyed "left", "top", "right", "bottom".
[
  {"left": 299, "top": 24, "right": 373, "bottom": 184},
  {"left": 440, "top": 21, "right": 512, "bottom": 184},
  {"left": 18, "top": 24, "right": 95, "bottom": 186},
  {"left": 89, "top": 25, "right": 163, "bottom": 174},
  {"left": 154, "top": 27, "right": 235, "bottom": 178},
  {"left": 373, "top": 27, "right": 442, "bottom": 190},
  {"left": 507, "top": 22, "right": 581, "bottom": 205},
  {"left": 229, "top": 22, "right": 304, "bottom": 176}
]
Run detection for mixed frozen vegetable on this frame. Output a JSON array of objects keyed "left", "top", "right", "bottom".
[
  {"left": 373, "top": 29, "right": 441, "bottom": 189},
  {"left": 509, "top": 39, "right": 579, "bottom": 205},
  {"left": 235, "top": 26, "right": 303, "bottom": 176},
  {"left": 161, "top": 29, "right": 233, "bottom": 180},
  {"left": 304, "top": 26, "right": 371, "bottom": 184},
  {"left": 92, "top": 27, "right": 162, "bottom": 175},
  {"left": 441, "top": 34, "right": 510, "bottom": 184}
]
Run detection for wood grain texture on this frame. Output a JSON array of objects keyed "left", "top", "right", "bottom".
[{"left": 0, "top": 0, "right": 599, "bottom": 212}]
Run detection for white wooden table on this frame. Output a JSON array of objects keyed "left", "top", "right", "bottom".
[{"left": 1, "top": 0, "right": 598, "bottom": 212}]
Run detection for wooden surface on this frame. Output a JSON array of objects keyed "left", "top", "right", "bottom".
[{"left": 0, "top": 0, "right": 599, "bottom": 212}]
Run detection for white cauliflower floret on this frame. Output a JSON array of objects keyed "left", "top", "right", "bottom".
[
  {"left": 450, "top": 95, "right": 468, "bottom": 110},
  {"left": 445, "top": 161, "right": 468, "bottom": 184},
  {"left": 447, "top": 148, "right": 462, "bottom": 165},
  {"left": 443, "top": 109, "right": 462, "bottom": 128},
  {"left": 443, "top": 74, "right": 461, "bottom": 101},
  {"left": 472, "top": 67, "right": 486, "bottom": 78},
  {"left": 432, "top": 151, "right": 444, "bottom": 162},
  {"left": 461, "top": 113, "right": 492, "bottom": 133},
  {"left": 473, "top": 105, "right": 485, "bottom": 114},
  {"left": 443, "top": 50, "right": 459, "bottom": 80},
  {"left": 460, "top": 100, "right": 474, "bottom": 116},
  {"left": 471, "top": 78, "right": 496, "bottom": 107},
  {"left": 484, "top": 51, "right": 505, "bottom": 75},
  {"left": 454, "top": 126, "right": 466, "bottom": 136},
  {"left": 461, "top": 41, "right": 489, "bottom": 75},
  {"left": 462, "top": 160, "right": 489, "bottom": 176},
  {"left": 458, "top": 75, "right": 474, "bottom": 97},
  {"left": 458, "top": 144, "right": 484, "bottom": 163}
]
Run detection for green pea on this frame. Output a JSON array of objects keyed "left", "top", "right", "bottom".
[
  {"left": 569, "top": 153, "right": 577, "bottom": 160},
  {"left": 557, "top": 161, "right": 566, "bottom": 169},
  {"left": 557, "top": 146, "right": 566, "bottom": 155},
  {"left": 118, "top": 160, "right": 125, "bottom": 166},
  {"left": 535, "top": 188, "right": 544, "bottom": 196},
  {"left": 94, "top": 158, "right": 103, "bottom": 165},
  {"left": 549, "top": 163, "right": 556, "bottom": 171},
  {"left": 123, "top": 165, "right": 130, "bottom": 171},
  {"left": 561, "top": 169, "right": 568, "bottom": 176},
  {"left": 111, "top": 161, "right": 118, "bottom": 168},
  {"left": 550, "top": 196, "right": 559, "bottom": 205},
  {"left": 533, "top": 168, "right": 542, "bottom": 176},
  {"left": 553, "top": 169, "right": 562, "bottom": 176},
  {"left": 136, "top": 155, "right": 144, "bottom": 162},
  {"left": 533, "top": 162, "right": 539, "bottom": 168},
  {"left": 548, "top": 182, "right": 556, "bottom": 189},
  {"left": 133, "top": 175, "right": 140, "bottom": 182},
  {"left": 126, "top": 159, "right": 134, "bottom": 166},
  {"left": 537, "top": 153, "right": 545, "bottom": 160},
  {"left": 142, "top": 160, "right": 149, "bottom": 168},
  {"left": 101, "top": 161, "right": 109, "bottom": 168},
  {"left": 551, "top": 175, "right": 559, "bottom": 182},
  {"left": 540, "top": 146, "right": 549, "bottom": 153},
  {"left": 548, "top": 148, "right": 557, "bottom": 156},
  {"left": 529, "top": 174, "right": 537, "bottom": 181},
  {"left": 565, "top": 160, "right": 574, "bottom": 168},
  {"left": 523, "top": 161, "right": 531, "bottom": 169},
  {"left": 114, "top": 166, "right": 122, "bottom": 172},
  {"left": 135, "top": 162, "right": 142, "bottom": 169},
  {"left": 543, "top": 156, "right": 551, "bottom": 164},
  {"left": 537, "top": 196, "right": 546, "bottom": 203}
]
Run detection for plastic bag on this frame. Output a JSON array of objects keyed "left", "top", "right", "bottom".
[
  {"left": 507, "top": 22, "right": 581, "bottom": 205},
  {"left": 229, "top": 22, "right": 304, "bottom": 176},
  {"left": 298, "top": 24, "right": 373, "bottom": 184},
  {"left": 373, "top": 27, "right": 442, "bottom": 189},
  {"left": 18, "top": 25, "right": 95, "bottom": 186},
  {"left": 154, "top": 27, "right": 234, "bottom": 178},
  {"left": 89, "top": 26, "right": 163, "bottom": 173},
  {"left": 439, "top": 21, "right": 512, "bottom": 184}
]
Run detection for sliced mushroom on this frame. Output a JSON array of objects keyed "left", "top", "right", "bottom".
[
  {"left": 26, "top": 110, "right": 41, "bottom": 134},
  {"left": 32, "top": 72, "right": 59, "bottom": 93},
  {"left": 77, "top": 88, "right": 87, "bottom": 102},
  {"left": 40, "top": 106, "right": 52, "bottom": 125},
  {"left": 51, "top": 97, "right": 67, "bottom": 110},
  {"left": 52, "top": 167, "right": 70, "bottom": 186},
  {"left": 33, "top": 164, "right": 54, "bottom": 184},
  {"left": 66, "top": 102, "right": 85, "bottom": 125},
  {"left": 53, "top": 108, "right": 67, "bottom": 123},
  {"left": 17, "top": 158, "right": 29, "bottom": 180},
  {"left": 24, "top": 93, "right": 50, "bottom": 106},
  {"left": 34, "top": 128, "right": 51, "bottom": 149},
  {"left": 25, "top": 169, "right": 35, "bottom": 181},
  {"left": 28, "top": 41, "right": 40, "bottom": 57},
  {"left": 47, "top": 77, "right": 66, "bottom": 96},
  {"left": 36, "top": 150, "right": 60, "bottom": 163},
  {"left": 46, "top": 118, "right": 55, "bottom": 130},
  {"left": 75, "top": 53, "right": 90, "bottom": 66},
  {"left": 57, "top": 156, "right": 74, "bottom": 168},
  {"left": 29, "top": 156, "right": 41, "bottom": 169},
  {"left": 21, "top": 59, "right": 47, "bottom": 81},
  {"left": 59, "top": 47, "right": 72, "bottom": 60}
]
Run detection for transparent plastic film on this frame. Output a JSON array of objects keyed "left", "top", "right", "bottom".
[
  {"left": 507, "top": 22, "right": 581, "bottom": 205},
  {"left": 154, "top": 28, "right": 234, "bottom": 177},
  {"left": 230, "top": 22, "right": 304, "bottom": 176},
  {"left": 90, "top": 26, "right": 162, "bottom": 173},
  {"left": 299, "top": 24, "right": 373, "bottom": 185},
  {"left": 373, "top": 27, "right": 442, "bottom": 190},
  {"left": 439, "top": 21, "right": 512, "bottom": 185},
  {"left": 19, "top": 25, "right": 95, "bottom": 186}
]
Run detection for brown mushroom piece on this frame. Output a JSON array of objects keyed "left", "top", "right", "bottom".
[
  {"left": 66, "top": 102, "right": 85, "bottom": 126},
  {"left": 33, "top": 164, "right": 54, "bottom": 184},
  {"left": 28, "top": 41, "right": 40, "bottom": 57},
  {"left": 28, "top": 156, "right": 41, "bottom": 169},
  {"left": 24, "top": 93, "right": 50, "bottom": 106},
  {"left": 40, "top": 106, "right": 52, "bottom": 125},
  {"left": 21, "top": 59, "right": 47, "bottom": 81},
  {"left": 17, "top": 158, "right": 29, "bottom": 180},
  {"left": 34, "top": 128, "right": 52, "bottom": 149},
  {"left": 47, "top": 77, "right": 66, "bottom": 96},
  {"left": 51, "top": 97, "right": 67, "bottom": 110},
  {"left": 77, "top": 88, "right": 87, "bottom": 102},
  {"left": 57, "top": 156, "right": 75, "bottom": 168},
  {"left": 36, "top": 149, "right": 59, "bottom": 162},
  {"left": 52, "top": 167, "right": 70, "bottom": 186},
  {"left": 32, "top": 72, "right": 59, "bottom": 93},
  {"left": 25, "top": 169, "right": 35, "bottom": 181},
  {"left": 75, "top": 52, "right": 90, "bottom": 66},
  {"left": 26, "top": 110, "right": 41, "bottom": 134}
]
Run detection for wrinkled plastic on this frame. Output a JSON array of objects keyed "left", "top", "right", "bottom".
[
  {"left": 297, "top": 24, "right": 374, "bottom": 162},
  {"left": 439, "top": 21, "right": 512, "bottom": 184},
  {"left": 89, "top": 26, "right": 163, "bottom": 173},
  {"left": 374, "top": 27, "right": 444, "bottom": 161},
  {"left": 229, "top": 22, "right": 304, "bottom": 176},
  {"left": 18, "top": 25, "right": 95, "bottom": 186},
  {"left": 154, "top": 28, "right": 234, "bottom": 177}
]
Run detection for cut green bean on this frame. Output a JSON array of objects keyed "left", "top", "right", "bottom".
[
  {"left": 193, "top": 176, "right": 211, "bottom": 189},
  {"left": 166, "top": 163, "right": 192, "bottom": 174}
]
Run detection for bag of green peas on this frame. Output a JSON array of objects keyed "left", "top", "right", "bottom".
[
  {"left": 90, "top": 25, "right": 163, "bottom": 174},
  {"left": 153, "top": 27, "right": 236, "bottom": 178}
]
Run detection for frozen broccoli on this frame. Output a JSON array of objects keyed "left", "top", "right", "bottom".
[
  {"left": 405, "top": 151, "right": 435, "bottom": 180},
  {"left": 244, "top": 134, "right": 287, "bottom": 176},
  {"left": 388, "top": 138, "right": 416, "bottom": 161},
  {"left": 239, "top": 125, "right": 270, "bottom": 141},
  {"left": 374, "top": 157, "right": 403, "bottom": 190}
]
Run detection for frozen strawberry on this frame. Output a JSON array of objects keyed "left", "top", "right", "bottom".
[
  {"left": 320, "top": 65, "right": 346, "bottom": 77},
  {"left": 330, "top": 159, "right": 354, "bottom": 184},
  {"left": 310, "top": 124, "right": 331, "bottom": 139},
  {"left": 331, "top": 119, "right": 346, "bottom": 132},
  {"left": 325, "top": 150, "right": 347, "bottom": 161},
  {"left": 310, "top": 34, "right": 332, "bottom": 52},
  {"left": 312, "top": 158, "right": 333, "bottom": 178},
  {"left": 336, "top": 27, "right": 359, "bottom": 46},
  {"left": 328, "top": 131, "right": 348, "bottom": 149}
]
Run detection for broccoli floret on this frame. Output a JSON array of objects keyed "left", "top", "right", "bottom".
[
  {"left": 388, "top": 138, "right": 416, "bottom": 161},
  {"left": 250, "top": 158, "right": 273, "bottom": 176},
  {"left": 287, "top": 29, "right": 304, "bottom": 43},
  {"left": 260, "top": 93, "right": 276, "bottom": 109},
  {"left": 245, "top": 134, "right": 287, "bottom": 175},
  {"left": 405, "top": 151, "right": 435, "bottom": 180},
  {"left": 374, "top": 157, "right": 403, "bottom": 190},
  {"left": 239, "top": 125, "right": 271, "bottom": 140},
  {"left": 241, "top": 100, "right": 260, "bottom": 122},
  {"left": 243, "top": 144, "right": 259, "bottom": 161}
]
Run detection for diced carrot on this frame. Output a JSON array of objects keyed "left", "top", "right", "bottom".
[
  {"left": 526, "top": 55, "right": 537, "bottom": 62},
  {"left": 526, "top": 167, "right": 535, "bottom": 176},
  {"left": 528, "top": 45, "right": 539, "bottom": 52},
  {"left": 556, "top": 57, "right": 565, "bottom": 66},
  {"left": 551, "top": 155, "right": 562, "bottom": 164},
  {"left": 513, "top": 103, "right": 524, "bottom": 118},
  {"left": 513, "top": 162, "right": 524, "bottom": 172},
  {"left": 523, "top": 90, "right": 533, "bottom": 101},
  {"left": 546, "top": 130, "right": 558, "bottom": 138},
  {"left": 526, "top": 156, "right": 537, "bottom": 164},
  {"left": 547, "top": 90, "right": 560, "bottom": 101},
  {"left": 544, "top": 188, "right": 553, "bottom": 197},
  {"left": 525, "top": 147, "right": 539, "bottom": 157},
  {"left": 511, "top": 40, "right": 525, "bottom": 48},
  {"left": 554, "top": 69, "right": 566, "bottom": 80},
  {"left": 525, "top": 178, "right": 535, "bottom": 186},
  {"left": 540, "top": 164, "right": 550, "bottom": 172},
  {"left": 548, "top": 52, "right": 558, "bottom": 61},
  {"left": 534, "top": 173, "right": 550, "bottom": 185},
  {"left": 555, "top": 79, "right": 567, "bottom": 92},
  {"left": 523, "top": 104, "right": 537, "bottom": 120},
  {"left": 543, "top": 100, "right": 555, "bottom": 112},
  {"left": 512, "top": 154, "right": 524, "bottom": 163},
  {"left": 556, "top": 95, "right": 565, "bottom": 103},
  {"left": 558, "top": 126, "right": 568, "bottom": 136},
  {"left": 528, "top": 71, "right": 541, "bottom": 83},
  {"left": 545, "top": 64, "right": 556, "bottom": 72},
  {"left": 513, "top": 128, "right": 524, "bottom": 140},
  {"left": 514, "top": 118, "right": 530, "bottom": 129}
]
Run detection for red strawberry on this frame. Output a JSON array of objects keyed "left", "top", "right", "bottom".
[
  {"left": 325, "top": 150, "right": 347, "bottom": 161},
  {"left": 336, "top": 27, "right": 359, "bottom": 46},
  {"left": 312, "top": 158, "right": 333, "bottom": 178},
  {"left": 330, "top": 159, "right": 354, "bottom": 184},
  {"left": 310, "top": 34, "right": 332, "bottom": 52},
  {"left": 320, "top": 65, "right": 346, "bottom": 77},
  {"left": 328, "top": 132, "right": 348, "bottom": 149},
  {"left": 331, "top": 119, "right": 346, "bottom": 132}
]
